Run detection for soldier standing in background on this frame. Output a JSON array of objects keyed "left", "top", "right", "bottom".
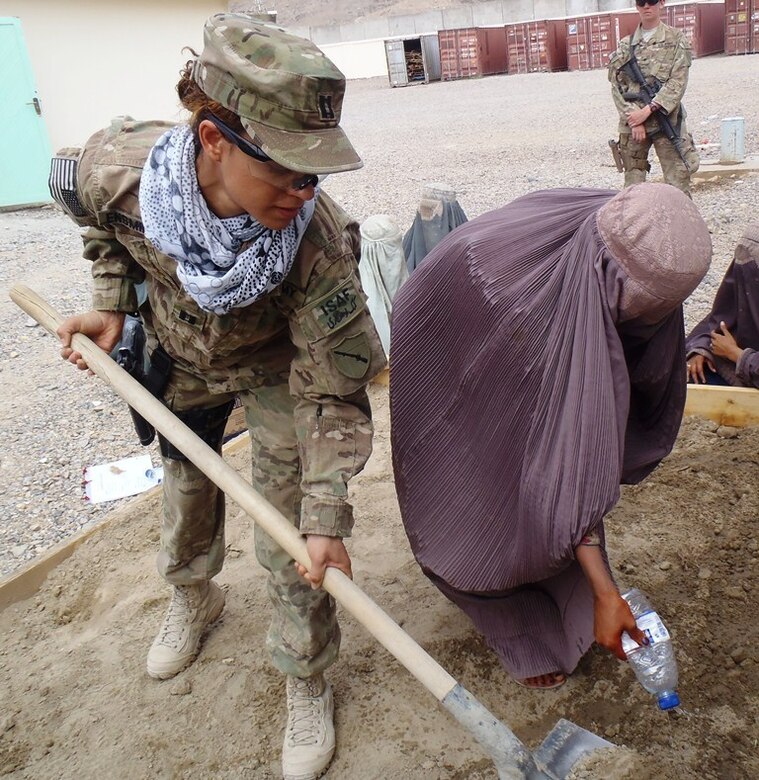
[
  {"left": 51, "top": 14, "right": 385, "bottom": 780},
  {"left": 608, "top": 0, "right": 700, "bottom": 196}
]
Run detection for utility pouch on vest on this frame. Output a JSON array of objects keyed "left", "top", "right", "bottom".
[{"left": 158, "top": 400, "right": 236, "bottom": 462}]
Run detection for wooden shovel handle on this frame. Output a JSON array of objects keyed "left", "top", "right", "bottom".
[{"left": 10, "top": 284, "right": 458, "bottom": 701}]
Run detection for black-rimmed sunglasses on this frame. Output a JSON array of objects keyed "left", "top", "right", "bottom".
[
  {"left": 635, "top": 0, "right": 660, "bottom": 6},
  {"left": 205, "top": 113, "right": 319, "bottom": 191}
]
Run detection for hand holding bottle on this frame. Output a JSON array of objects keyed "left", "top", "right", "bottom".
[
  {"left": 575, "top": 543, "right": 648, "bottom": 660},
  {"left": 593, "top": 590, "right": 648, "bottom": 661}
]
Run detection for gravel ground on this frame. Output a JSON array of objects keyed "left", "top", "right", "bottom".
[{"left": 1, "top": 53, "right": 757, "bottom": 579}]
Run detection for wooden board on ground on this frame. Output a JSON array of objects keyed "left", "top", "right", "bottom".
[
  {"left": 692, "top": 157, "right": 759, "bottom": 181},
  {"left": 0, "top": 433, "right": 249, "bottom": 613},
  {"left": 685, "top": 383, "right": 759, "bottom": 427}
]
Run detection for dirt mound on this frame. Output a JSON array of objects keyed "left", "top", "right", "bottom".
[{"left": 1, "top": 388, "right": 757, "bottom": 779}]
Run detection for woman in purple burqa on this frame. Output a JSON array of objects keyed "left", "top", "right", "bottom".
[
  {"left": 686, "top": 222, "right": 759, "bottom": 387},
  {"left": 389, "top": 184, "right": 711, "bottom": 688}
]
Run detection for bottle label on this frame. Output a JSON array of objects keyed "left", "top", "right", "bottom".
[{"left": 621, "top": 610, "right": 670, "bottom": 653}]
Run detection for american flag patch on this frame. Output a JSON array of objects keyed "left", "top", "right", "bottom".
[{"left": 49, "top": 156, "right": 87, "bottom": 217}]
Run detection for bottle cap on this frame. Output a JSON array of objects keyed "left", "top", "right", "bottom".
[{"left": 657, "top": 691, "right": 680, "bottom": 710}]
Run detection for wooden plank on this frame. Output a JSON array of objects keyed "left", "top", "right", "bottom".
[
  {"left": 0, "top": 488, "right": 159, "bottom": 613},
  {"left": 685, "top": 383, "right": 759, "bottom": 427},
  {"left": 692, "top": 156, "right": 759, "bottom": 181},
  {"left": 0, "top": 433, "right": 250, "bottom": 613}
]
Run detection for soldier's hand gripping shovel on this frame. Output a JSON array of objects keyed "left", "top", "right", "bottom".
[{"left": 11, "top": 284, "right": 617, "bottom": 780}]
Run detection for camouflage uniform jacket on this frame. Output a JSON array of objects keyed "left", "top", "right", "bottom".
[
  {"left": 608, "top": 23, "right": 692, "bottom": 134},
  {"left": 51, "top": 117, "right": 386, "bottom": 538}
]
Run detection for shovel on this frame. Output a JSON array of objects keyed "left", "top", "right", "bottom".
[{"left": 11, "top": 284, "right": 616, "bottom": 779}]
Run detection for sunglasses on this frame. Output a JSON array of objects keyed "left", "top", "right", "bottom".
[
  {"left": 635, "top": 0, "right": 661, "bottom": 6},
  {"left": 205, "top": 113, "right": 319, "bottom": 192}
]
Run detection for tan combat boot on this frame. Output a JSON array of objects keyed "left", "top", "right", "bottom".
[
  {"left": 281, "top": 673, "right": 335, "bottom": 780},
  {"left": 146, "top": 581, "right": 225, "bottom": 679}
]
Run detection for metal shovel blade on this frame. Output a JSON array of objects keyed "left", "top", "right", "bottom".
[{"left": 530, "top": 719, "right": 616, "bottom": 780}]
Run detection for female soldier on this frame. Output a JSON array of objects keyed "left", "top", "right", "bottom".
[{"left": 52, "top": 15, "right": 384, "bottom": 780}]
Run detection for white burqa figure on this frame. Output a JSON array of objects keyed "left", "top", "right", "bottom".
[{"left": 359, "top": 215, "right": 409, "bottom": 356}]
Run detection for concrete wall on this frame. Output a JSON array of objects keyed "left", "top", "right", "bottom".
[
  {"left": 566, "top": 0, "right": 601, "bottom": 15},
  {"left": 442, "top": 7, "right": 475, "bottom": 29},
  {"left": 503, "top": 0, "right": 540, "bottom": 22},
  {"left": 414, "top": 11, "right": 447, "bottom": 33},
  {"left": 5, "top": 0, "right": 225, "bottom": 150},
  {"left": 305, "top": 2, "right": 614, "bottom": 46},
  {"left": 535, "top": 0, "right": 576, "bottom": 19},
  {"left": 473, "top": 2, "right": 507, "bottom": 26},
  {"left": 319, "top": 39, "right": 389, "bottom": 80},
  {"left": 599, "top": 0, "right": 635, "bottom": 10}
]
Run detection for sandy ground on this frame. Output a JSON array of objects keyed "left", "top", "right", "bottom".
[
  {"left": 1, "top": 383, "right": 757, "bottom": 779},
  {"left": 2, "top": 54, "right": 759, "bottom": 780}
]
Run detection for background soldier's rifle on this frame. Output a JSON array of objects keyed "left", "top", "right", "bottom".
[{"left": 619, "top": 46, "right": 691, "bottom": 172}]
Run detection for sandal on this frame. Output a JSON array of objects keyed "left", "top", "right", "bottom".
[{"left": 514, "top": 672, "right": 567, "bottom": 689}]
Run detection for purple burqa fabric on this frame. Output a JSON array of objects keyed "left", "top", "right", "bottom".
[
  {"left": 389, "top": 185, "right": 711, "bottom": 679},
  {"left": 686, "top": 222, "right": 759, "bottom": 387}
]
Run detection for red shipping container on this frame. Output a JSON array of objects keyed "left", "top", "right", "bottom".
[
  {"left": 438, "top": 27, "right": 508, "bottom": 81},
  {"left": 439, "top": 28, "right": 481, "bottom": 80},
  {"left": 506, "top": 20, "right": 567, "bottom": 74},
  {"left": 725, "top": 0, "right": 759, "bottom": 53},
  {"left": 565, "top": 11, "right": 639, "bottom": 71},
  {"left": 665, "top": 2, "right": 725, "bottom": 56},
  {"left": 478, "top": 27, "right": 509, "bottom": 76},
  {"left": 615, "top": 11, "right": 642, "bottom": 46}
]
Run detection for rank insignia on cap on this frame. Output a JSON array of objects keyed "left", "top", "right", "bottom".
[{"left": 318, "top": 94, "right": 336, "bottom": 121}]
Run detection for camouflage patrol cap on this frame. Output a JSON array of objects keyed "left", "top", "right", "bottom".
[{"left": 192, "top": 14, "right": 362, "bottom": 175}]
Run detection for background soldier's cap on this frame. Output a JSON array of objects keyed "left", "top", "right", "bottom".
[{"left": 191, "top": 13, "right": 362, "bottom": 175}]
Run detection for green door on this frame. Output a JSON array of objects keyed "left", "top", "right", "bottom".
[{"left": 0, "top": 18, "right": 52, "bottom": 208}]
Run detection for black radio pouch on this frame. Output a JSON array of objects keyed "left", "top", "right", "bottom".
[
  {"left": 115, "top": 316, "right": 172, "bottom": 446},
  {"left": 158, "top": 400, "right": 236, "bottom": 462}
]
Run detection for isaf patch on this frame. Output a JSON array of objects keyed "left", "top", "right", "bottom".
[
  {"left": 330, "top": 333, "right": 371, "bottom": 379},
  {"left": 300, "top": 276, "right": 365, "bottom": 340}
]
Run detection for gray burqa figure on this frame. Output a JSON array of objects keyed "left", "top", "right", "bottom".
[{"left": 403, "top": 183, "right": 467, "bottom": 273}]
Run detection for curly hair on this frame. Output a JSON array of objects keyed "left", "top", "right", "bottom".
[{"left": 176, "top": 49, "right": 245, "bottom": 138}]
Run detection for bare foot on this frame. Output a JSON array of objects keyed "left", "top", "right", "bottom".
[{"left": 516, "top": 672, "right": 566, "bottom": 689}]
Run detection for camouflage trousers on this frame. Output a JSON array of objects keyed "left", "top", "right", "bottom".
[
  {"left": 156, "top": 362, "right": 339, "bottom": 678},
  {"left": 619, "top": 122, "right": 700, "bottom": 197}
]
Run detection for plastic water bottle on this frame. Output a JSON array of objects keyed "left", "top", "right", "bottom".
[{"left": 621, "top": 588, "right": 680, "bottom": 711}]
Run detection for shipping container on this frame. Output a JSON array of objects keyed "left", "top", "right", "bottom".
[
  {"left": 565, "top": 11, "right": 639, "bottom": 71},
  {"left": 725, "top": 0, "right": 759, "bottom": 54},
  {"left": 385, "top": 35, "right": 442, "bottom": 87},
  {"left": 478, "top": 27, "right": 509, "bottom": 76},
  {"left": 437, "top": 27, "right": 508, "bottom": 81},
  {"left": 665, "top": 2, "right": 726, "bottom": 56},
  {"left": 505, "top": 20, "right": 568, "bottom": 74}
]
